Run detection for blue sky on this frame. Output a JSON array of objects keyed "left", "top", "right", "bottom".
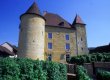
[{"left": 0, "top": 0, "right": 110, "bottom": 47}]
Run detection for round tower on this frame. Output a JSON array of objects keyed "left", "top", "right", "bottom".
[{"left": 18, "top": 2, "right": 45, "bottom": 60}]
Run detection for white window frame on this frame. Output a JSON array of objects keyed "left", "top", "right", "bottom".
[
  {"left": 48, "top": 42, "right": 52, "bottom": 50},
  {"left": 48, "top": 33, "right": 52, "bottom": 39},
  {"left": 65, "top": 34, "right": 69, "bottom": 41},
  {"left": 65, "top": 43, "right": 70, "bottom": 50}
]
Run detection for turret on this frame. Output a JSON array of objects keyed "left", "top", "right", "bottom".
[
  {"left": 18, "top": 2, "right": 45, "bottom": 60},
  {"left": 72, "top": 14, "right": 88, "bottom": 55}
]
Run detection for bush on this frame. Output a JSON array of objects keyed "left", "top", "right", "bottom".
[
  {"left": 70, "top": 53, "right": 110, "bottom": 64},
  {"left": 0, "top": 58, "right": 20, "bottom": 80},
  {"left": 59, "top": 63, "right": 67, "bottom": 80},
  {"left": 0, "top": 57, "right": 67, "bottom": 80},
  {"left": 70, "top": 55, "right": 87, "bottom": 65},
  {"left": 76, "top": 66, "right": 93, "bottom": 80},
  {"left": 96, "top": 70, "right": 110, "bottom": 80}
]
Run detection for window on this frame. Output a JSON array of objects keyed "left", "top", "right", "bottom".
[
  {"left": 59, "top": 22, "right": 64, "bottom": 26},
  {"left": 81, "top": 47, "right": 83, "bottom": 51},
  {"left": 65, "top": 34, "right": 69, "bottom": 40},
  {"left": 81, "top": 37, "right": 83, "bottom": 41},
  {"left": 48, "top": 42, "right": 52, "bottom": 49},
  {"left": 60, "top": 54, "right": 65, "bottom": 60},
  {"left": 48, "top": 33, "right": 52, "bottom": 39},
  {"left": 66, "top": 54, "right": 70, "bottom": 62},
  {"left": 47, "top": 54, "right": 52, "bottom": 61},
  {"left": 66, "top": 54, "right": 70, "bottom": 59},
  {"left": 65, "top": 43, "right": 70, "bottom": 50},
  {"left": 42, "top": 31, "right": 43, "bottom": 36}
]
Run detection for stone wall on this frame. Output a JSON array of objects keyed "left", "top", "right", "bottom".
[
  {"left": 45, "top": 26, "right": 77, "bottom": 62},
  {"left": 75, "top": 24, "right": 88, "bottom": 55},
  {"left": 84, "top": 62, "right": 110, "bottom": 77}
]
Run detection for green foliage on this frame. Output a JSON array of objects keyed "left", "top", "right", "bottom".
[
  {"left": 47, "top": 62, "right": 60, "bottom": 80},
  {"left": 0, "top": 58, "right": 20, "bottom": 80},
  {"left": 96, "top": 70, "right": 110, "bottom": 80},
  {"left": 59, "top": 63, "right": 67, "bottom": 80},
  {"left": 0, "top": 57, "right": 67, "bottom": 80},
  {"left": 76, "top": 66, "right": 93, "bottom": 80},
  {"left": 70, "top": 53, "right": 110, "bottom": 64}
]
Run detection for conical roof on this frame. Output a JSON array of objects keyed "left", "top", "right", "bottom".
[
  {"left": 26, "top": 2, "right": 40, "bottom": 15},
  {"left": 72, "top": 14, "right": 85, "bottom": 25}
]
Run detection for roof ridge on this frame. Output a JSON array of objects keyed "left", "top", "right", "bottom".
[{"left": 1, "top": 42, "right": 12, "bottom": 46}]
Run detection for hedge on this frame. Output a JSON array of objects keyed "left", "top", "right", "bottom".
[
  {"left": 76, "top": 66, "right": 93, "bottom": 80},
  {"left": 70, "top": 53, "right": 110, "bottom": 65},
  {"left": 0, "top": 57, "right": 67, "bottom": 80},
  {"left": 96, "top": 70, "right": 110, "bottom": 80}
]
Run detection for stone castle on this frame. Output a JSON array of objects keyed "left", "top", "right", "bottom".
[{"left": 18, "top": 2, "right": 88, "bottom": 63}]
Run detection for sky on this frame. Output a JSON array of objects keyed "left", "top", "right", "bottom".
[{"left": 0, "top": 0, "right": 110, "bottom": 47}]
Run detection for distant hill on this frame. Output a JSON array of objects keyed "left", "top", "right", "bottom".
[{"left": 89, "top": 43, "right": 110, "bottom": 53}]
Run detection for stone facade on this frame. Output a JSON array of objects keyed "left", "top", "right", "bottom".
[
  {"left": 74, "top": 24, "right": 88, "bottom": 55},
  {"left": 45, "top": 26, "right": 77, "bottom": 62},
  {"left": 17, "top": 2, "right": 88, "bottom": 63}
]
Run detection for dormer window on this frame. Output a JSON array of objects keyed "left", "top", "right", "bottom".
[{"left": 59, "top": 22, "right": 64, "bottom": 26}]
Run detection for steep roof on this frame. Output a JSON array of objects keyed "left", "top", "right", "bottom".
[
  {"left": 26, "top": 2, "right": 40, "bottom": 15},
  {"left": 43, "top": 12, "right": 71, "bottom": 28},
  {"left": 0, "top": 46, "right": 15, "bottom": 56},
  {"left": 1, "top": 42, "right": 18, "bottom": 54},
  {"left": 72, "top": 14, "right": 85, "bottom": 25}
]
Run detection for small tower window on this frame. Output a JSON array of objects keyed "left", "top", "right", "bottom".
[
  {"left": 42, "top": 31, "right": 43, "bottom": 36},
  {"left": 81, "top": 37, "right": 83, "bottom": 41},
  {"left": 48, "top": 33, "right": 52, "bottom": 39},
  {"left": 65, "top": 34, "right": 69, "bottom": 40},
  {"left": 59, "top": 22, "right": 64, "bottom": 26},
  {"left": 81, "top": 47, "right": 83, "bottom": 51},
  {"left": 48, "top": 42, "right": 52, "bottom": 49},
  {"left": 33, "top": 40, "right": 35, "bottom": 42}
]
